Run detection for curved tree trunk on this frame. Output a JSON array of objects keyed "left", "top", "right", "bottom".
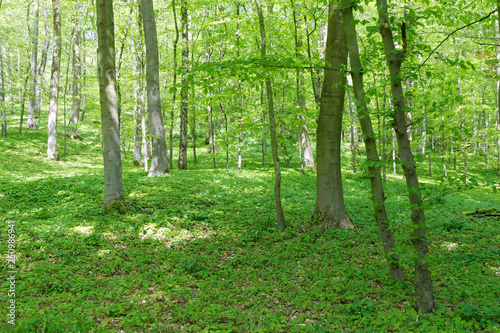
[
  {"left": 141, "top": 0, "right": 169, "bottom": 176},
  {"left": 255, "top": 0, "right": 285, "bottom": 231},
  {"left": 341, "top": 0, "right": 403, "bottom": 282},
  {"left": 312, "top": 2, "right": 353, "bottom": 230},
  {"left": 376, "top": 0, "right": 435, "bottom": 314},
  {"left": 96, "top": 0, "right": 125, "bottom": 210},
  {"left": 47, "top": 0, "right": 61, "bottom": 160}
]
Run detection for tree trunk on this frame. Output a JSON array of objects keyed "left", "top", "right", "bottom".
[
  {"left": 178, "top": 0, "right": 189, "bottom": 170},
  {"left": 68, "top": 22, "right": 81, "bottom": 139},
  {"left": 0, "top": 42, "right": 6, "bottom": 137},
  {"left": 47, "top": 0, "right": 61, "bottom": 160},
  {"left": 255, "top": 0, "right": 285, "bottom": 232},
  {"left": 35, "top": 0, "right": 50, "bottom": 116},
  {"left": 311, "top": 2, "right": 353, "bottom": 230},
  {"left": 27, "top": 0, "right": 39, "bottom": 129},
  {"left": 496, "top": 0, "right": 500, "bottom": 174},
  {"left": 96, "top": 0, "right": 125, "bottom": 210},
  {"left": 141, "top": 0, "right": 169, "bottom": 176},
  {"left": 377, "top": 0, "right": 435, "bottom": 314},
  {"left": 341, "top": 0, "right": 403, "bottom": 281},
  {"left": 132, "top": 38, "right": 143, "bottom": 166}
]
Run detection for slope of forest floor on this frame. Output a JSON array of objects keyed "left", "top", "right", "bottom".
[{"left": 0, "top": 118, "right": 499, "bottom": 332}]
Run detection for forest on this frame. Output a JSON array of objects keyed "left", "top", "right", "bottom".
[{"left": 0, "top": 0, "right": 499, "bottom": 331}]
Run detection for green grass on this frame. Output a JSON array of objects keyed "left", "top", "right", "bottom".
[{"left": 0, "top": 113, "right": 499, "bottom": 332}]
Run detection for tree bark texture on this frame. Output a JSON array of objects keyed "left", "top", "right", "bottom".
[
  {"left": 47, "top": 0, "right": 61, "bottom": 160},
  {"left": 341, "top": 0, "right": 404, "bottom": 282},
  {"left": 96, "top": 0, "right": 124, "bottom": 208},
  {"left": 312, "top": 2, "right": 353, "bottom": 230},
  {"left": 141, "top": 0, "right": 169, "bottom": 176},
  {"left": 255, "top": 0, "right": 286, "bottom": 231},
  {"left": 376, "top": 0, "right": 435, "bottom": 314},
  {"left": 35, "top": 0, "right": 50, "bottom": 115},
  {"left": 0, "top": 42, "right": 6, "bottom": 137},
  {"left": 68, "top": 22, "right": 82, "bottom": 138}
]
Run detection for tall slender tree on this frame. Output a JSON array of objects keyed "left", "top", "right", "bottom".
[
  {"left": 0, "top": 42, "right": 6, "bottom": 137},
  {"left": 178, "top": 0, "right": 189, "bottom": 170},
  {"left": 47, "top": 0, "right": 61, "bottom": 160},
  {"left": 27, "top": 0, "right": 39, "bottom": 129},
  {"left": 96, "top": 0, "right": 125, "bottom": 209},
  {"left": 35, "top": 0, "right": 50, "bottom": 115},
  {"left": 141, "top": 0, "right": 169, "bottom": 176},
  {"left": 311, "top": 2, "right": 353, "bottom": 230},
  {"left": 255, "top": 0, "right": 286, "bottom": 231},
  {"left": 68, "top": 18, "right": 82, "bottom": 139},
  {"left": 376, "top": 0, "right": 435, "bottom": 314}
]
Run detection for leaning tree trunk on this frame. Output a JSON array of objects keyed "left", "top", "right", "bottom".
[
  {"left": 376, "top": 0, "right": 435, "bottom": 314},
  {"left": 341, "top": 0, "right": 404, "bottom": 282},
  {"left": 141, "top": 0, "right": 169, "bottom": 176},
  {"left": 178, "top": 0, "right": 189, "bottom": 170},
  {"left": 27, "top": 0, "right": 39, "bottom": 129},
  {"left": 68, "top": 22, "right": 82, "bottom": 139},
  {"left": 96, "top": 0, "right": 125, "bottom": 210},
  {"left": 311, "top": 2, "right": 353, "bottom": 230},
  {"left": 255, "top": 0, "right": 285, "bottom": 231},
  {"left": 47, "top": 0, "right": 61, "bottom": 160}
]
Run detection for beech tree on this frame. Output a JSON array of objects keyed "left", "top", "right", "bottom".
[
  {"left": 47, "top": 0, "right": 61, "bottom": 160},
  {"left": 96, "top": 0, "right": 124, "bottom": 209},
  {"left": 311, "top": 2, "right": 353, "bottom": 230},
  {"left": 27, "top": 0, "right": 39, "bottom": 129}
]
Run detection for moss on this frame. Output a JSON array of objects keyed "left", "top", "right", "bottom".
[{"left": 103, "top": 197, "right": 127, "bottom": 215}]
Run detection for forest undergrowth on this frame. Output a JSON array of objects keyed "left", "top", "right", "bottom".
[{"left": 0, "top": 118, "right": 499, "bottom": 332}]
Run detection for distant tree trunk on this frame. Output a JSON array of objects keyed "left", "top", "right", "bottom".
[
  {"left": 496, "top": 0, "right": 500, "bottom": 174},
  {"left": 4, "top": 45, "right": 14, "bottom": 115},
  {"left": 18, "top": 69, "right": 30, "bottom": 134},
  {"left": 141, "top": 0, "right": 169, "bottom": 176},
  {"left": 80, "top": 27, "right": 87, "bottom": 121},
  {"left": 341, "top": 0, "right": 403, "bottom": 281},
  {"left": 132, "top": 39, "right": 142, "bottom": 166},
  {"left": 68, "top": 23, "right": 81, "bottom": 138},
  {"left": 304, "top": 15, "right": 321, "bottom": 105},
  {"left": 255, "top": 0, "right": 285, "bottom": 232},
  {"left": 0, "top": 42, "right": 6, "bottom": 137},
  {"left": 190, "top": 68, "right": 197, "bottom": 163},
  {"left": 27, "top": 0, "right": 39, "bottom": 129},
  {"left": 96, "top": 0, "right": 125, "bottom": 210},
  {"left": 348, "top": 90, "right": 357, "bottom": 173},
  {"left": 47, "top": 0, "right": 61, "bottom": 160},
  {"left": 35, "top": 0, "right": 50, "bottom": 115},
  {"left": 170, "top": 0, "right": 179, "bottom": 171},
  {"left": 311, "top": 2, "right": 353, "bottom": 230},
  {"left": 178, "top": 0, "right": 189, "bottom": 170},
  {"left": 236, "top": 3, "right": 243, "bottom": 172},
  {"left": 377, "top": 0, "right": 435, "bottom": 314}
]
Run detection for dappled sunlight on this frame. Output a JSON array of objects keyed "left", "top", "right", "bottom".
[{"left": 73, "top": 226, "right": 94, "bottom": 236}]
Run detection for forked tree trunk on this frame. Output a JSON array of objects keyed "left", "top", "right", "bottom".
[
  {"left": 178, "top": 0, "right": 189, "bottom": 170},
  {"left": 96, "top": 0, "right": 125, "bottom": 210},
  {"left": 341, "top": 0, "right": 403, "bottom": 281},
  {"left": 255, "top": 0, "right": 285, "bottom": 232},
  {"left": 376, "top": 0, "right": 435, "bottom": 314},
  {"left": 141, "top": 0, "right": 169, "bottom": 176},
  {"left": 47, "top": 0, "right": 61, "bottom": 160},
  {"left": 311, "top": 2, "right": 353, "bottom": 230}
]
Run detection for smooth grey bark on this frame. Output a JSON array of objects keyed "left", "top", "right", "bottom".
[
  {"left": 68, "top": 22, "right": 81, "bottom": 138},
  {"left": 341, "top": 0, "right": 403, "bottom": 282},
  {"left": 496, "top": 0, "right": 500, "bottom": 173},
  {"left": 0, "top": 43, "right": 6, "bottom": 137},
  {"left": 131, "top": 39, "right": 142, "bottom": 166},
  {"left": 304, "top": 15, "right": 322, "bottom": 105},
  {"left": 47, "top": 0, "right": 61, "bottom": 160},
  {"left": 80, "top": 30, "right": 87, "bottom": 121},
  {"left": 141, "top": 0, "right": 169, "bottom": 176},
  {"left": 376, "top": 0, "right": 435, "bottom": 314},
  {"left": 311, "top": 2, "right": 353, "bottom": 230},
  {"left": 27, "top": 0, "right": 39, "bottom": 129},
  {"left": 170, "top": 0, "right": 179, "bottom": 171},
  {"left": 178, "top": 0, "right": 189, "bottom": 170},
  {"left": 35, "top": 0, "right": 50, "bottom": 115},
  {"left": 96, "top": 0, "right": 125, "bottom": 209},
  {"left": 255, "top": 0, "right": 285, "bottom": 232}
]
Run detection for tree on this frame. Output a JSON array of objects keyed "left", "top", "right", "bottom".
[
  {"left": 311, "top": 2, "right": 353, "bottom": 230},
  {"left": 178, "top": 0, "right": 189, "bottom": 170},
  {"left": 27, "top": 0, "right": 39, "bottom": 129},
  {"left": 0, "top": 42, "right": 6, "bottom": 137},
  {"left": 141, "top": 0, "right": 169, "bottom": 176},
  {"left": 47, "top": 0, "right": 61, "bottom": 160},
  {"left": 68, "top": 17, "right": 82, "bottom": 139},
  {"left": 255, "top": 0, "right": 286, "bottom": 232},
  {"left": 376, "top": 0, "right": 435, "bottom": 314},
  {"left": 341, "top": 0, "right": 403, "bottom": 281},
  {"left": 96, "top": 0, "right": 125, "bottom": 209}
]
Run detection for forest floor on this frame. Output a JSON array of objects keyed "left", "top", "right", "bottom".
[{"left": 0, "top": 116, "right": 500, "bottom": 332}]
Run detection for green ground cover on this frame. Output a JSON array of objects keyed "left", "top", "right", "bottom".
[{"left": 0, "top": 118, "right": 499, "bottom": 332}]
